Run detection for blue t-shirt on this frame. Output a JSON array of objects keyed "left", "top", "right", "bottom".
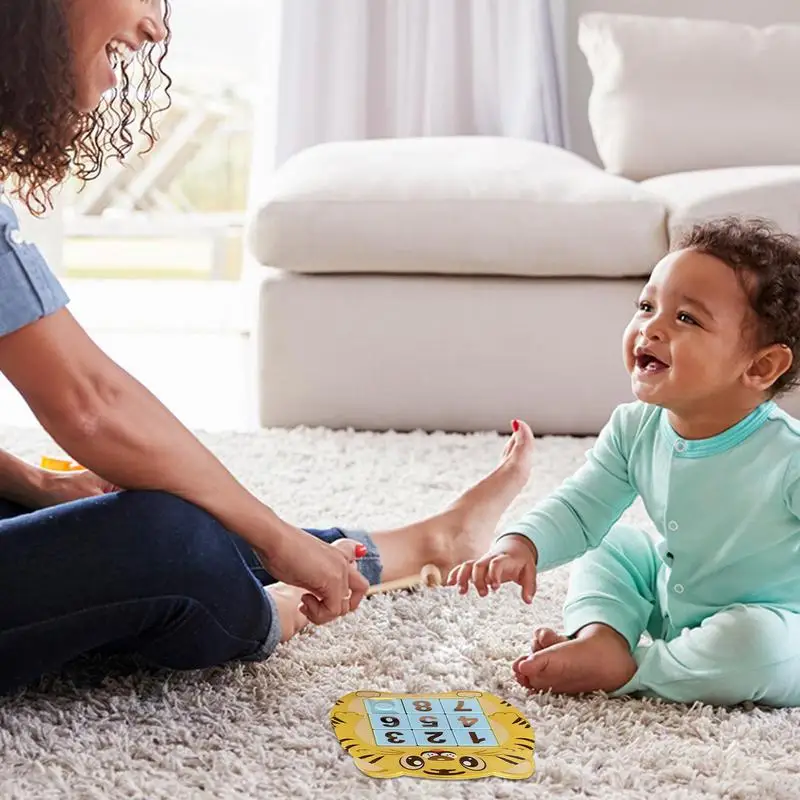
[
  {"left": 0, "top": 193, "right": 69, "bottom": 336},
  {"left": 499, "top": 400, "right": 800, "bottom": 626}
]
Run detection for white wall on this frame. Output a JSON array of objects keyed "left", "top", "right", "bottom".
[{"left": 560, "top": 0, "right": 800, "bottom": 164}]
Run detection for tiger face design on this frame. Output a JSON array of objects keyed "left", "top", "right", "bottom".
[{"left": 330, "top": 691, "right": 535, "bottom": 781}]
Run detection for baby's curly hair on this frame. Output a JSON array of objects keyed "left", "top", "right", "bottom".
[
  {"left": 674, "top": 216, "right": 800, "bottom": 397},
  {"left": 0, "top": 0, "right": 172, "bottom": 215}
]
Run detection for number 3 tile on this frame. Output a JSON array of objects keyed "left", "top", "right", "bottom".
[{"left": 374, "top": 728, "right": 414, "bottom": 747}]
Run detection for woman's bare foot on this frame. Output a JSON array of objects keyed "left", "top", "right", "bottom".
[
  {"left": 370, "top": 420, "right": 536, "bottom": 581},
  {"left": 266, "top": 583, "right": 310, "bottom": 643},
  {"left": 270, "top": 422, "right": 535, "bottom": 615},
  {"left": 442, "top": 419, "right": 535, "bottom": 562},
  {"left": 513, "top": 624, "right": 637, "bottom": 695}
]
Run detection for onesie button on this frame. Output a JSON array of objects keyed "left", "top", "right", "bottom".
[
  {"left": 673, "top": 583, "right": 685, "bottom": 594},
  {"left": 674, "top": 440, "right": 686, "bottom": 453},
  {"left": 9, "top": 229, "right": 22, "bottom": 245},
  {"left": 668, "top": 520, "right": 679, "bottom": 532}
]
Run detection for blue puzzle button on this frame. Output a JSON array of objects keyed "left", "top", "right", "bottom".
[
  {"left": 365, "top": 698, "right": 405, "bottom": 716},
  {"left": 408, "top": 713, "right": 448, "bottom": 730},
  {"left": 454, "top": 728, "right": 498, "bottom": 747},
  {"left": 368, "top": 712, "right": 409, "bottom": 730},
  {"left": 413, "top": 728, "right": 458, "bottom": 747},
  {"left": 373, "top": 728, "right": 415, "bottom": 747},
  {"left": 402, "top": 698, "right": 444, "bottom": 715},
  {"left": 440, "top": 698, "right": 483, "bottom": 715}
]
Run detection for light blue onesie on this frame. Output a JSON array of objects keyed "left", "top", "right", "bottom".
[{"left": 499, "top": 401, "right": 800, "bottom": 706}]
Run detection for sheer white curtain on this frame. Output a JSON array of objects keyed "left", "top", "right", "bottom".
[{"left": 249, "top": 0, "right": 563, "bottom": 201}]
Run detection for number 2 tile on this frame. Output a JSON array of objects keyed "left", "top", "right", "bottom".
[{"left": 413, "top": 729, "right": 458, "bottom": 747}]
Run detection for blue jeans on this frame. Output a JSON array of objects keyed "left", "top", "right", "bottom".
[{"left": 0, "top": 490, "right": 382, "bottom": 695}]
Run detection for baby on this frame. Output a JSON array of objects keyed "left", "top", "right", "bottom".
[{"left": 449, "top": 215, "right": 800, "bottom": 707}]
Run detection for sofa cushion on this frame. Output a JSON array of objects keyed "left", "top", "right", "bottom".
[
  {"left": 641, "top": 167, "right": 800, "bottom": 244},
  {"left": 579, "top": 14, "right": 800, "bottom": 181},
  {"left": 249, "top": 137, "right": 667, "bottom": 278}
]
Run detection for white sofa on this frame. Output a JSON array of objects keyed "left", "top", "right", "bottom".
[{"left": 247, "top": 6, "right": 800, "bottom": 434}]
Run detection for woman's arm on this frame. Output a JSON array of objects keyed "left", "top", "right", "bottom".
[{"left": 0, "top": 308, "right": 368, "bottom": 622}]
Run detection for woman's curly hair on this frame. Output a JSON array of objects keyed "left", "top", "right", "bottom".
[
  {"left": 674, "top": 216, "right": 800, "bottom": 397},
  {"left": 0, "top": 0, "right": 172, "bottom": 215}
]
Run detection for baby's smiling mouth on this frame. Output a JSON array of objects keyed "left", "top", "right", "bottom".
[{"left": 634, "top": 349, "right": 669, "bottom": 374}]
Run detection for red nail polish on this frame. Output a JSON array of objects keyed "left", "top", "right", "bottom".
[
  {"left": 355, "top": 544, "right": 368, "bottom": 558},
  {"left": 512, "top": 420, "right": 520, "bottom": 432}
]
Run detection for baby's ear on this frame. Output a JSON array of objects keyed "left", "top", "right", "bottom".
[{"left": 743, "top": 344, "right": 793, "bottom": 392}]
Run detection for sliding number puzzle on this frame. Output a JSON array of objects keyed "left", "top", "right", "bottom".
[{"left": 330, "top": 691, "right": 534, "bottom": 781}]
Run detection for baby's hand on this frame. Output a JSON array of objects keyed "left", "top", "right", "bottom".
[{"left": 446, "top": 534, "right": 538, "bottom": 604}]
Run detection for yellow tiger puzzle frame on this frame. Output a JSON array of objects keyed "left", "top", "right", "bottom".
[{"left": 330, "top": 690, "right": 535, "bottom": 781}]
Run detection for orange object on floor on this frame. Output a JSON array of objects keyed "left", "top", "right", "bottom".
[{"left": 40, "top": 456, "right": 84, "bottom": 472}]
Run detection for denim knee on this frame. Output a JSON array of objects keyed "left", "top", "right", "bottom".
[{"left": 103, "top": 491, "right": 265, "bottom": 609}]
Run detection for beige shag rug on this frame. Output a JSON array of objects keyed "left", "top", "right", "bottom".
[{"left": 0, "top": 426, "right": 798, "bottom": 800}]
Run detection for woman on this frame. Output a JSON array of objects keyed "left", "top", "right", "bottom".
[{"left": 0, "top": 0, "right": 534, "bottom": 695}]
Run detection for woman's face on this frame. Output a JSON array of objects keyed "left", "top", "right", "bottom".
[{"left": 64, "top": 0, "right": 169, "bottom": 111}]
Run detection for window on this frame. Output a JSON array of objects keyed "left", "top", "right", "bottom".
[{"left": 61, "top": 0, "right": 269, "bottom": 282}]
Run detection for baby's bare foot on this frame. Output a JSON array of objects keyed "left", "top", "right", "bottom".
[
  {"left": 266, "top": 583, "right": 310, "bottom": 643},
  {"left": 515, "top": 624, "right": 636, "bottom": 695},
  {"left": 533, "top": 627, "right": 569, "bottom": 652}
]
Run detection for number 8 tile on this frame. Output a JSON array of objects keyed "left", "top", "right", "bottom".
[{"left": 402, "top": 698, "right": 443, "bottom": 714}]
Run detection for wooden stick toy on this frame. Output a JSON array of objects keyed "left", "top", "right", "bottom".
[{"left": 366, "top": 563, "right": 443, "bottom": 597}]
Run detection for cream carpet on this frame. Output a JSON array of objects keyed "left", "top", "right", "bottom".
[{"left": 0, "top": 426, "right": 798, "bottom": 800}]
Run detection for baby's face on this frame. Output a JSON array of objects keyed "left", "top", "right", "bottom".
[{"left": 622, "top": 249, "right": 757, "bottom": 411}]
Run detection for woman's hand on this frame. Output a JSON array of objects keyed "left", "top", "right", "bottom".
[
  {"left": 33, "top": 468, "right": 120, "bottom": 509},
  {"left": 257, "top": 524, "right": 370, "bottom": 625}
]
